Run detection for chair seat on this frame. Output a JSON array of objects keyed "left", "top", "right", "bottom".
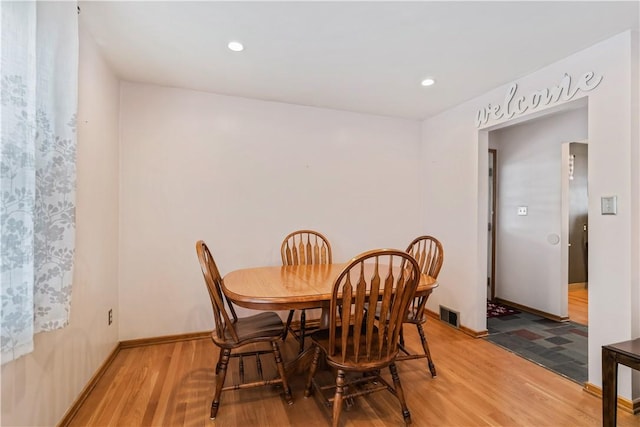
[
  {"left": 310, "top": 326, "right": 397, "bottom": 370},
  {"left": 213, "top": 311, "right": 285, "bottom": 346}
]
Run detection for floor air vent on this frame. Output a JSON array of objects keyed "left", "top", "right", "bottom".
[{"left": 439, "top": 305, "right": 460, "bottom": 328}]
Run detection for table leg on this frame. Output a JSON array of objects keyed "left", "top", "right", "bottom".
[
  {"left": 319, "top": 306, "right": 330, "bottom": 329},
  {"left": 601, "top": 347, "right": 618, "bottom": 427}
]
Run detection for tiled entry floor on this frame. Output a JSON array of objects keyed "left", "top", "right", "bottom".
[{"left": 485, "top": 309, "right": 588, "bottom": 384}]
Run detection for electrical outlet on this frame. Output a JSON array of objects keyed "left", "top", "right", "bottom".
[
  {"left": 108, "top": 309, "right": 113, "bottom": 325},
  {"left": 517, "top": 206, "right": 528, "bottom": 216}
]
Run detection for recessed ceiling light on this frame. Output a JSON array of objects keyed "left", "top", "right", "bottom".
[
  {"left": 227, "top": 41, "right": 244, "bottom": 52},
  {"left": 421, "top": 78, "right": 435, "bottom": 87}
]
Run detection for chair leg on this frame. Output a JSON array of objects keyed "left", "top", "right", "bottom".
[
  {"left": 211, "top": 348, "right": 230, "bottom": 420},
  {"left": 304, "top": 345, "right": 322, "bottom": 398},
  {"left": 332, "top": 370, "right": 346, "bottom": 427},
  {"left": 399, "top": 324, "right": 405, "bottom": 347},
  {"left": 272, "top": 341, "right": 293, "bottom": 405},
  {"left": 215, "top": 347, "right": 224, "bottom": 375},
  {"left": 416, "top": 323, "right": 437, "bottom": 378},
  {"left": 298, "top": 309, "right": 307, "bottom": 353},
  {"left": 284, "top": 310, "right": 295, "bottom": 341},
  {"left": 389, "top": 362, "right": 411, "bottom": 425}
]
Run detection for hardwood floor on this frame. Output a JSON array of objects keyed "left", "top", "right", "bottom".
[
  {"left": 569, "top": 283, "right": 588, "bottom": 325},
  {"left": 67, "top": 312, "right": 639, "bottom": 427}
]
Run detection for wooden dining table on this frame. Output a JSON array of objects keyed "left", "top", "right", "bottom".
[
  {"left": 223, "top": 262, "right": 438, "bottom": 372},
  {"left": 223, "top": 263, "right": 438, "bottom": 321}
]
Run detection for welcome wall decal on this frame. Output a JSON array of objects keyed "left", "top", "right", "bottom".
[{"left": 475, "top": 71, "right": 603, "bottom": 128}]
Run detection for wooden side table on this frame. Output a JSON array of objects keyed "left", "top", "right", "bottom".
[{"left": 601, "top": 338, "right": 640, "bottom": 427}]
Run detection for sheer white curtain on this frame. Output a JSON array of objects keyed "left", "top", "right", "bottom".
[{"left": 1, "top": 2, "right": 78, "bottom": 364}]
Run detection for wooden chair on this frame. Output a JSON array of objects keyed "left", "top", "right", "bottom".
[
  {"left": 195, "top": 240, "right": 293, "bottom": 420},
  {"left": 281, "top": 230, "right": 332, "bottom": 353},
  {"left": 400, "top": 235, "right": 444, "bottom": 377},
  {"left": 304, "top": 249, "right": 420, "bottom": 426}
]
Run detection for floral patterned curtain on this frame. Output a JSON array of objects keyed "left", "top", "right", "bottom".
[{"left": 1, "top": 2, "right": 78, "bottom": 364}]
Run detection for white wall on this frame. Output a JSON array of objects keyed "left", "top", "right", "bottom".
[
  {"left": 491, "top": 108, "right": 587, "bottom": 316},
  {"left": 0, "top": 23, "right": 121, "bottom": 426},
  {"left": 632, "top": 30, "right": 640, "bottom": 400},
  {"left": 118, "top": 84, "right": 422, "bottom": 340},
  {"left": 421, "top": 31, "right": 639, "bottom": 398}
]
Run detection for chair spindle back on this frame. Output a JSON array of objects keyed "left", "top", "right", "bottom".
[
  {"left": 196, "top": 240, "right": 240, "bottom": 343},
  {"left": 329, "top": 249, "right": 420, "bottom": 364},
  {"left": 405, "top": 236, "right": 444, "bottom": 321},
  {"left": 281, "top": 230, "right": 332, "bottom": 266},
  {"left": 407, "top": 235, "right": 443, "bottom": 278}
]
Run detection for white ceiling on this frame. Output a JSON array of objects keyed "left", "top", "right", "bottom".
[{"left": 80, "top": 1, "right": 639, "bottom": 120}]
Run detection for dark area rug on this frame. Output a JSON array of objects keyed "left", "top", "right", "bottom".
[{"left": 484, "top": 307, "right": 588, "bottom": 384}]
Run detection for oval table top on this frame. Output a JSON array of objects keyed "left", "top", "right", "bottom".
[{"left": 223, "top": 263, "right": 438, "bottom": 311}]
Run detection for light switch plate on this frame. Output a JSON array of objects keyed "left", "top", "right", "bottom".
[
  {"left": 517, "top": 206, "right": 528, "bottom": 216},
  {"left": 601, "top": 196, "right": 617, "bottom": 215}
]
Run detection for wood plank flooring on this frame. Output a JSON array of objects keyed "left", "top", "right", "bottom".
[
  {"left": 568, "top": 284, "right": 588, "bottom": 325},
  {"left": 67, "top": 312, "right": 638, "bottom": 427}
]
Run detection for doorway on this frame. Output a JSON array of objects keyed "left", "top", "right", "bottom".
[
  {"left": 487, "top": 107, "right": 587, "bottom": 318},
  {"left": 567, "top": 142, "right": 588, "bottom": 325},
  {"left": 487, "top": 149, "right": 496, "bottom": 301},
  {"left": 483, "top": 105, "right": 589, "bottom": 385}
]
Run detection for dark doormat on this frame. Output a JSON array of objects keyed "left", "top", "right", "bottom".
[
  {"left": 487, "top": 300, "right": 520, "bottom": 318},
  {"left": 484, "top": 308, "right": 588, "bottom": 384}
]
